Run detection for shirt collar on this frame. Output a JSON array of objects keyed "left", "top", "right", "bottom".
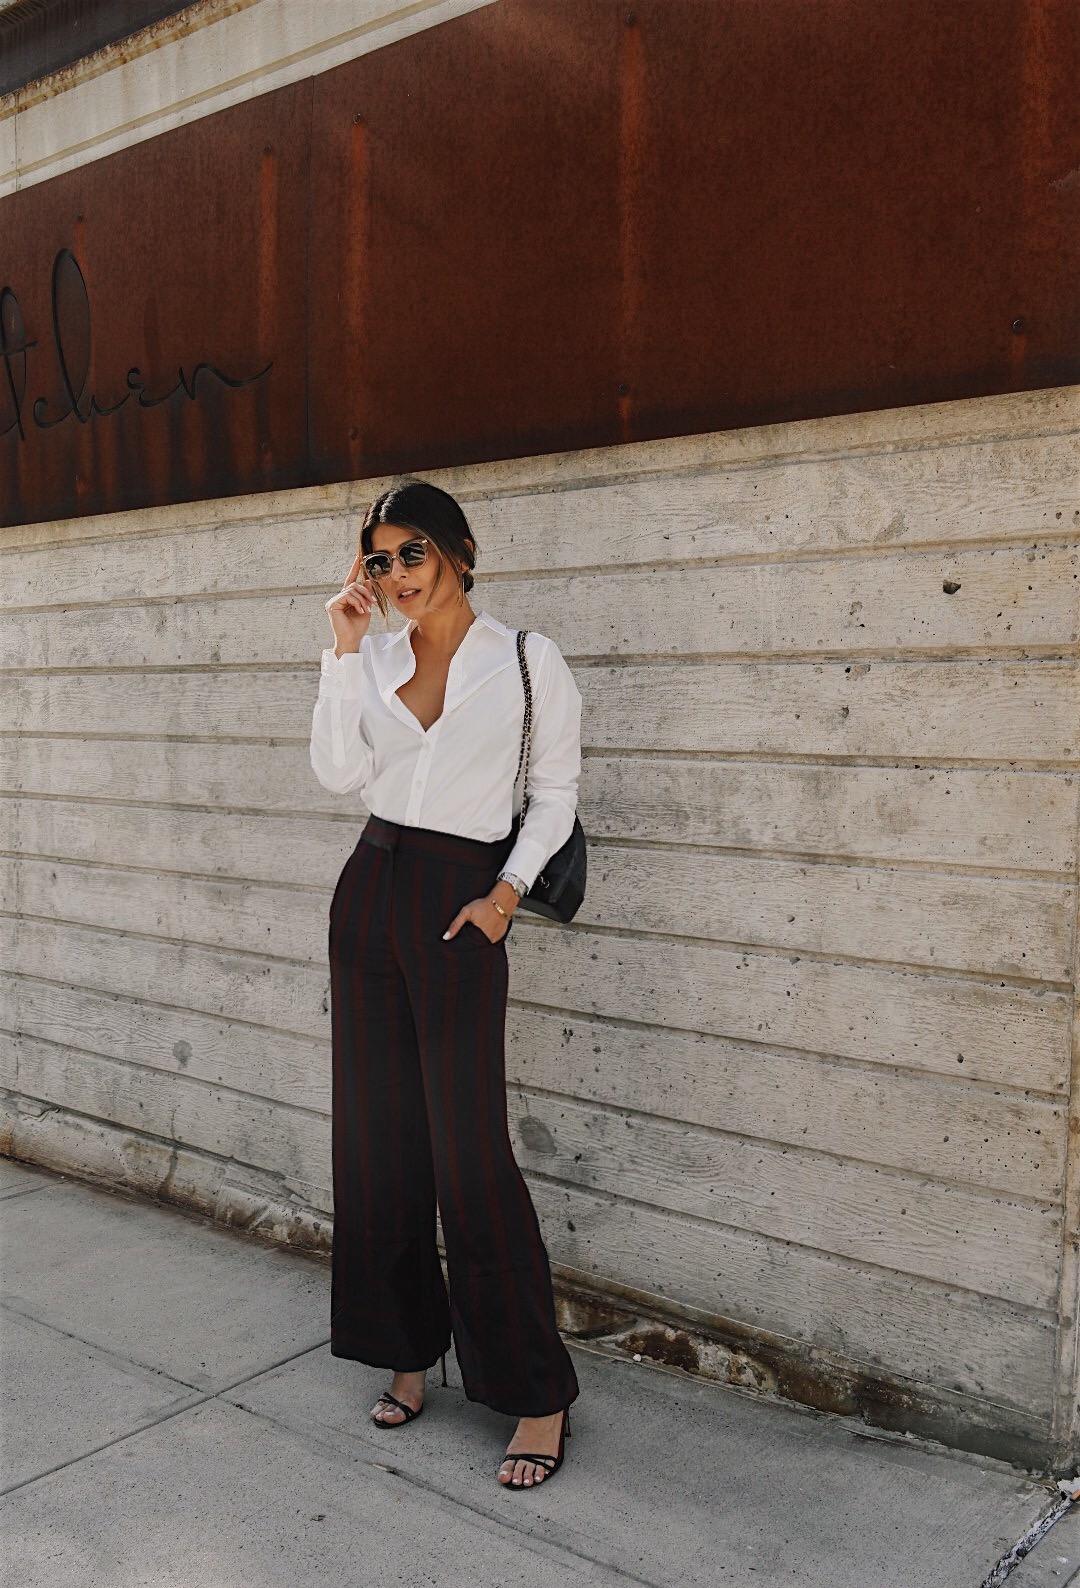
[
  {"left": 382, "top": 607, "right": 513, "bottom": 643},
  {"left": 370, "top": 607, "right": 519, "bottom": 725}
]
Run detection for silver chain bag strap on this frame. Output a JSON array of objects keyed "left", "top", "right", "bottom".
[{"left": 505, "top": 629, "right": 587, "bottom": 922}]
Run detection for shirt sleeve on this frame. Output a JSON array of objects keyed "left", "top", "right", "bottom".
[
  {"left": 501, "top": 635, "right": 583, "bottom": 892},
  {"left": 309, "top": 645, "right": 375, "bottom": 796}
]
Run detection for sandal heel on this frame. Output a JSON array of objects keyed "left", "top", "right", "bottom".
[{"left": 440, "top": 1350, "right": 448, "bottom": 1387}]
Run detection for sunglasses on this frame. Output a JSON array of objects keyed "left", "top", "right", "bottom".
[{"left": 361, "top": 536, "right": 431, "bottom": 581}]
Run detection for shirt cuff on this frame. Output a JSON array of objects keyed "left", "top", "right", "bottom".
[
  {"left": 499, "top": 834, "right": 550, "bottom": 894},
  {"left": 318, "top": 646, "right": 366, "bottom": 698}
]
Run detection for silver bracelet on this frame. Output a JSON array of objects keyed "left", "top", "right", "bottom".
[{"left": 497, "top": 870, "right": 528, "bottom": 899}]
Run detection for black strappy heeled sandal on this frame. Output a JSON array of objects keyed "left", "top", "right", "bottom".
[
  {"left": 498, "top": 1407, "right": 572, "bottom": 1489},
  {"left": 370, "top": 1351, "right": 448, "bottom": 1428}
]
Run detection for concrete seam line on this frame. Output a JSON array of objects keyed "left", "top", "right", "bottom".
[{"left": 979, "top": 1486, "right": 1080, "bottom": 1588}]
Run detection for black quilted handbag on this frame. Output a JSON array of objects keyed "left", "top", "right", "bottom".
[{"left": 505, "top": 629, "right": 587, "bottom": 922}]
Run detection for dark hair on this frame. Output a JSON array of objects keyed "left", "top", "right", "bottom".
[{"left": 358, "top": 478, "right": 477, "bottom": 620}]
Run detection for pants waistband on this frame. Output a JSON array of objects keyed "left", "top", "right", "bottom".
[{"left": 360, "top": 813, "right": 516, "bottom": 867}]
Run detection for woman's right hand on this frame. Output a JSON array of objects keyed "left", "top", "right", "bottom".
[{"left": 325, "top": 553, "right": 377, "bottom": 654}]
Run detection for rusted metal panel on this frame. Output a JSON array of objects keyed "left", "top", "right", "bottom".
[
  {"left": 305, "top": 0, "right": 620, "bottom": 484},
  {"left": 0, "top": 79, "right": 309, "bottom": 525},
  {"left": 306, "top": 0, "right": 1080, "bottom": 481},
  {"left": 2, "top": 0, "right": 1078, "bottom": 528}
]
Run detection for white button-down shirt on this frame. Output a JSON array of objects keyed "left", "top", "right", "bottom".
[{"left": 309, "top": 608, "right": 582, "bottom": 891}]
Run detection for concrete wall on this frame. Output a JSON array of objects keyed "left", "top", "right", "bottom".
[{"left": 3, "top": 382, "right": 1078, "bottom": 1469}]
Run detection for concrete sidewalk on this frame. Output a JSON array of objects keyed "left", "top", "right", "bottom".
[{"left": 2, "top": 1155, "right": 1076, "bottom": 1588}]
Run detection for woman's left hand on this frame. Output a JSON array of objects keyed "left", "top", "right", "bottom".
[{"left": 442, "top": 896, "right": 511, "bottom": 944}]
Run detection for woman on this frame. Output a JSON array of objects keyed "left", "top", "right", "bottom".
[{"left": 309, "top": 478, "right": 582, "bottom": 1491}]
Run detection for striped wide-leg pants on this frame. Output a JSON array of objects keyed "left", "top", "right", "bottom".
[{"left": 327, "top": 811, "right": 580, "bottom": 1418}]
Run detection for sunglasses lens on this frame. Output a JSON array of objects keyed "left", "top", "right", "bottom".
[{"left": 362, "top": 540, "right": 426, "bottom": 579}]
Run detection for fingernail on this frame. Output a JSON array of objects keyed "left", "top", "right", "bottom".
[{"left": 441, "top": 931, "right": 450, "bottom": 939}]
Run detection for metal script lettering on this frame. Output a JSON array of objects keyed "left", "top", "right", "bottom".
[{"left": 0, "top": 247, "right": 272, "bottom": 442}]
